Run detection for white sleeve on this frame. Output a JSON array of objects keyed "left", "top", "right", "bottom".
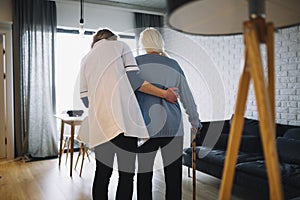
[
  {"left": 122, "top": 42, "right": 139, "bottom": 72},
  {"left": 80, "top": 60, "right": 88, "bottom": 98}
]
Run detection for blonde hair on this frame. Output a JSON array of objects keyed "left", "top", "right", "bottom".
[
  {"left": 91, "top": 29, "right": 118, "bottom": 48},
  {"left": 139, "top": 27, "right": 168, "bottom": 57}
]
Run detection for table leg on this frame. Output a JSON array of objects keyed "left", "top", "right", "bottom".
[
  {"left": 70, "top": 124, "right": 75, "bottom": 177},
  {"left": 192, "top": 130, "right": 197, "bottom": 200},
  {"left": 58, "top": 121, "right": 64, "bottom": 166}
]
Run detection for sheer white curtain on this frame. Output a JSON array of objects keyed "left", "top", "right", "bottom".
[{"left": 13, "top": 0, "right": 58, "bottom": 158}]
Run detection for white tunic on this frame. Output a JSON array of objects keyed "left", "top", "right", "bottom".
[{"left": 80, "top": 39, "right": 149, "bottom": 148}]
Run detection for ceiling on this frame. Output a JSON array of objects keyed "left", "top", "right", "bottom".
[{"left": 64, "top": 0, "right": 167, "bottom": 14}]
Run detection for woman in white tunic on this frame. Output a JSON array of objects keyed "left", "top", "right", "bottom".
[{"left": 79, "top": 29, "right": 177, "bottom": 200}]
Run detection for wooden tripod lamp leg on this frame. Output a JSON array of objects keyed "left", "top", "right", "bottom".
[
  {"left": 218, "top": 55, "right": 251, "bottom": 200},
  {"left": 244, "top": 21, "right": 283, "bottom": 200},
  {"left": 266, "top": 26, "right": 277, "bottom": 196},
  {"left": 267, "top": 23, "right": 275, "bottom": 121}
]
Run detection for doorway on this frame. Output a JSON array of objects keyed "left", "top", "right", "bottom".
[{"left": 0, "top": 33, "right": 6, "bottom": 159}]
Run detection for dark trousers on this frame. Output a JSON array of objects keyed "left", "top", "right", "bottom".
[
  {"left": 92, "top": 133, "right": 137, "bottom": 200},
  {"left": 137, "top": 136, "right": 183, "bottom": 200}
]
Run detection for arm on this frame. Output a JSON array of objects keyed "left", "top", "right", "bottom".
[
  {"left": 81, "top": 96, "right": 89, "bottom": 108},
  {"left": 138, "top": 81, "right": 178, "bottom": 104},
  {"left": 80, "top": 59, "right": 89, "bottom": 108},
  {"left": 177, "top": 69, "right": 202, "bottom": 129},
  {"left": 126, "top": 70, "right": 177, "bottom": 104}
]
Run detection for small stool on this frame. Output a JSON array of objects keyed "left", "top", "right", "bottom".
[
  {"left": 75, "top": 135, "right": 90, "bottom": 177},
  {"left": 74, "top": 117, "right": 90, "bottom": 177}
]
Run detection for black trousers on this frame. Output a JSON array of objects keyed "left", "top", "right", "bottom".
[
  {"left": 92, "top": 133, "right": 137, "bottom": 200},
  {"left": 137, "top": 136, "right": 183, "bottom": 200}
]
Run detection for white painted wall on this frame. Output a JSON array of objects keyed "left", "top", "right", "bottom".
[{"left": 0, "top": 0, "right": 12, "bottom": 23}]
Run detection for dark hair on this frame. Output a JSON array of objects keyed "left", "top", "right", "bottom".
[{"left": 91, "top": 29, "right": 118, "bottom": 48}]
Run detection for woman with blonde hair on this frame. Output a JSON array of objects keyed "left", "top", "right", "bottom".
[{"left": 135, "top": 27, "right": 201, "bottom": 200}]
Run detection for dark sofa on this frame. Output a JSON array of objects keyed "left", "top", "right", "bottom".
[{"left": 182, "top": 117, "right": 300, "bottom": 199}]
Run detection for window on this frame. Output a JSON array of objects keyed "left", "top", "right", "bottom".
[{"left": 55, "top": 29, "right": 136, "bottom": 115}]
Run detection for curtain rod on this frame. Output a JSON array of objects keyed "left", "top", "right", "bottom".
[{"left": 54, "top": 0, "right": 165, "bottom": 16}]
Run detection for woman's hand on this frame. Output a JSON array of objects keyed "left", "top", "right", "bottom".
[
  {"left": 191, "top": 127, "right": 198, "bottom": 134},
  {"left": 163, "top": 87, "right": 178, "bottom": 104}
]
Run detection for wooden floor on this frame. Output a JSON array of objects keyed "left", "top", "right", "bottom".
[{"left": 0, "top": 152, "right": 258, "bottom": 200}]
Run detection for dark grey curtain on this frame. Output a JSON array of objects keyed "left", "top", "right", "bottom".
[
  {"left": 13, "top": 0, "right": 58, "bottom": 158},
  {"left": 134, "top": 13, "right": 164, "bottom": 54},
  {"left": 135, "top": 12, "right": 164, "bottom": 31}
]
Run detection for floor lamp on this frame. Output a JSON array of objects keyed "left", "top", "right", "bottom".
[{"left": 166, "top": 0, "right": 300, "bottom": 199}]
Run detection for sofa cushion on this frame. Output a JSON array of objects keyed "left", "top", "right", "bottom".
[
  {"left": 214, "top": 134, "right": 228, "bottom": 150},
  {"left": 240, "top": 135, "right": 263, "bottom": 154},
  {"left": 277, "top": 137, "right": 300, "bottom": 165},
  {"left": 242, "top": 117, "right": 260, "bottom": 136},
  {"left": 236, "top": 161, "right": 300, "bottom": 189},
  {"left": 213, "top": 133, "right": 262, "bottom": 154},
  {"left": 284, "top": 128, "right": 300, "bottom": 140},
  {"left": 183, "top": 147, "right": 263, "bottom": 167}
]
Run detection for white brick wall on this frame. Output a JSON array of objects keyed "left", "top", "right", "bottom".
[{"left": 164, "top": 25, "right": 300, "bottom": 126}]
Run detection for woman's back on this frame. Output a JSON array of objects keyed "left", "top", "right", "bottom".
[{"left": 135, "top": 54, "right": 184, "bottom": 138}]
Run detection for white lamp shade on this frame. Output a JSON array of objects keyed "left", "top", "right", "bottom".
[{"left": 167, "top": 0, "right": 300, "bottom": 35}]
